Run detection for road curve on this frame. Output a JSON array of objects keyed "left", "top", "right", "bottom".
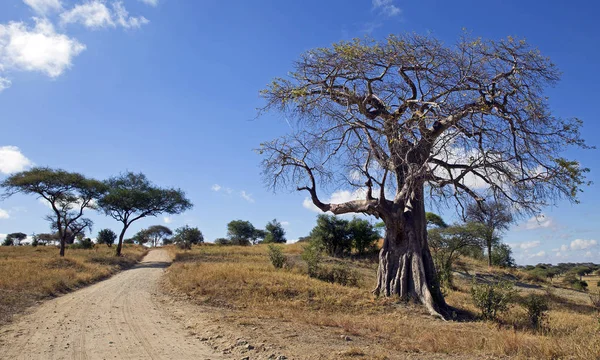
[{"left": 0, "top": 249, "right": 222, "bottom": 360}]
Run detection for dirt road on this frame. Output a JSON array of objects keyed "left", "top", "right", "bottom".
[{"left": 0, "top": 249, "right": 222, "bottom": 360}]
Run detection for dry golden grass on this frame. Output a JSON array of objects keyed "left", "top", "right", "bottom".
[
  {"left": 0, "top": 245, "right": 147, "bottom": 325},
  {"left": 166, "top": 244, "right": 600, "bottom": 359}
]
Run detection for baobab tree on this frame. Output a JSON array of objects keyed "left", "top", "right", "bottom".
[{"left": 259, "top": 33, "right": 589, "bottom": 318}]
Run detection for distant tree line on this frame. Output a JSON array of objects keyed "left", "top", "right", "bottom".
[{"left": 0, "top": 168, "right": 192, "bottom": 256}]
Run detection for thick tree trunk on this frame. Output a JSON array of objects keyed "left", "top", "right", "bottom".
[{"left": 373, "top": 188, "right": 448, "bottom": 319}]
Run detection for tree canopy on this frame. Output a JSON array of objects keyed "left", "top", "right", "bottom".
[
  {"left": 1, "top": 167, "right": 106, "bottom": 256},
  {"left": 98, "top": 172, "right": 192, "bottom": 256},
  {"left": 172, "top": 225, "right": 203, "bottom": 249},
  {"left": 226, "top": 220, "right": 263, "bottom": 245},
  {"left": 97, "top": 229, "right": 117, "bottom": 247},
  {"left": 263, "top": 219, "right": 287, "bottom": 243}
]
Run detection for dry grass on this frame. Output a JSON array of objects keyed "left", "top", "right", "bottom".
[
  {"left": 165, "top": 244, "right": 600, "bottom": 359},
  {"left": 0, "top": 245, "right": 147, "bottom": 325}
]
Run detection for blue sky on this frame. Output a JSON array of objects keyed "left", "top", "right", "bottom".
[{"left": 0, "top": 0, "right": 598, "bottom": 265}]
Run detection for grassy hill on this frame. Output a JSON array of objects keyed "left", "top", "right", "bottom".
[{"left": 164, "top": 243, "right": 600, "bottom": 359}]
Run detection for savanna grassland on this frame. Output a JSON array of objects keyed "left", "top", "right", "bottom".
[
  {"left": 164, "top": 243, "right": 600, "bottom": 360},
  {"left": 0, "top": 245, "right": 147, "bottom": 325}
]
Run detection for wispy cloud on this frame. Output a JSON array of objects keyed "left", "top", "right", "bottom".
[
  {"left": 240, "top": 191, "right": 254, "bottom": 203},
  {"left": 510, "top": 240, "right": 541, "bottom": 250},
  {"left": 163, "top": 216, "right": 172, "bottom": 224},
  {"left": 570, "top": 238, "right": 597, "bottom": 250},
  {"left": 0, "top": 209, "right": 10, "bottom": 219},
  {"left": 23, "top": 0, "right": 62, "bottom": 15},
  {"left": 372, "top": 0, "right": 401, "bottom": 17},
  {"left": 211, "top": 184, "right": 222, "bottom": 192},
  {"left": 138, "top": 0, "right": 158, "bottom": 6},
  {"left": 523, "top": 214, "right": 554, "bottom": 230},
  {"left": 0, "top": 146, "right": 33, "bottom": 174},
  {"left": 60, "top": 1, "right": 149, "bottom": 30}
]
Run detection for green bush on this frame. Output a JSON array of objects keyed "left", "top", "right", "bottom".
[
  {"left": 69, "top": 238, "right": 94, "bottom": 249},
  {"left": 470, "top": 279, "right": 517, "bottom": 320},
  {"left": 267, "top": 244, "right": 286, "bottom": 269},
  {"left": 301, "top": 241, "right": 323, "bottom": 277},
  {"left": 522, "top": 294, "right": 549, "bottom": 329},
  {"left": 573, "top": 280, "right": 588, "bottom": 291},
  {"left": 316, "top": 264, "right": 360, "bottom": 287},
  {"left": 214, "top": 238, "right": 231, "bottom": 246}
]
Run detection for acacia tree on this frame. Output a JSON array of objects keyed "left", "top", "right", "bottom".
[
  {"left": 6, "top": 232, "right": 27, "bottom": 246},
  {"left": 144, "top": 225, "right": 173, "bottom": 247},
  {"left": 1, "top": 168, "right": 106, "bottom": 256},
  {"left": 226, "top": 220, "right": 263, "bottom": 245},
  {"left": 259, "top": 34, "right": 589, "bottom": 318},
  {"left": 98, "top": 172, "right": 193, "bottom": 256},
  {"left": 466, "top": 200, "right": 513, "bottom": 266}
]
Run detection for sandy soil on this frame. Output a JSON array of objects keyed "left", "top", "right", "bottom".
[{"left": 0, "top": 249, "right": 222, "bottom": 360}]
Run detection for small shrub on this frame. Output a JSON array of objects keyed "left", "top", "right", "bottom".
[
  {"left": 69, "top": 238, "right": 94, "bottom": 250},
  {"left": 470, "top": 279, "right": 517, "bottom": 320},
  {"left": 316, "top": 264, "right": 360, "bottom": 287},
  {"left": 267, "top": 244, "right": 286, "bottom": 269},
  {"left": 590, "top": 291, "right": 600, "bottom": 310},
  {"left": 214, "top": 238, "right": 231, "bottom": 246},
  {"left": 522, "top": 293, "right": 549, "bottom": 330},
  {"left": 302, "top": 241, "right": 323, "bottom": 278},
  {"left": 573, "top": 280, "right": 588, "bottom": 292}
]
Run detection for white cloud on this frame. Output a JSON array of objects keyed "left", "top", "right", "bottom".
[
  {"left": 0, "top": 18, "right": 86, "bottom": 78},
  {"left": 112, "top": 1, "right": 149, "bottom": 29},
  {"left": 211, "top": 184, "right": 222, "bottom": 192},
  {"left": 372, "top": 0, "right": 401, "bottom": 16},
  {"left": 138, "top": 0, "right": 158, "bottom": 6},
  {"left": 570, "top": 239, "right": 597, "bottom": 250},
  {"left": 163, "top": 216, "right": 172, "bottom": 224},
  {"left": 240, "top": 191, "right": 254, "bottom": 203},
  {"left": 23, "top": 0, "right": 62, "bottom": 15},
  {"left": 523, "top": 214, "right": 554, "bottom": 230},
  {"left": 60, "top": 1, "right": 113, "bottom": 29},
  {"left": 560, "top": 244, "right": 568, "bottom": 252},
  {"left": 0, "top": 77, "right": 11, "bottom": 91},
  {"left": 511, "top": 240, "right": 541, "bottom": 250},
  {"left": 0, "top": 146, "right": 33, "bottom": 174},
  {"left": 280, "top": 221, "right": 290, "bottom": 227},
  {"left": 61, "top": 1, "right": 149, "bottom": 30},
  {"left": 585, "top": 251, "right": 593, "bottom": 258},
  {"left": 529, "top": 250, "right": 546, "bottom": 258},
  {"left": 0, "top": 209, "right": 9, "bottom": 219}
]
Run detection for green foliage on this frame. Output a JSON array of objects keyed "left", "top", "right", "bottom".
[
  {"left": 70, "top": 238, "right": 94, "bottom": 250},
  {"left": 2, "top": 237, "right": 14, "bottom": 246},
  {"left": 226, "top": 220, "right": 263, "bottom": 245},
  {"left": 0, "top": 167, "right": 106, "bottom": 255},
  {"left": 98, "top": 172, "right": 192, "bottom": 255},
  {"left": 123, "top": 238, "right": 135, "bottom": 244},
  {"left": 267, "top": 244, "right": 286, "bottom": 269},
  {"left": 263, "top": 219, "right": 286, "bottom": 243},
  {"left": 562, "top": 272, "right": 588, "bottom": 291},
  {"left": 429, "top": 222, "right": 483, "bottom": 288},
  {"left": 143, "top": 225, "right": 173, "bottom": 247},
  {"left": 309, "top": 214, "right": 352, "bottom": 257},
  {"left": 426, "top": 212, "right": 448, "bottom": 228},
  {"left": 315, "top": 264, "right": 360, "bottom": 287},
  {"left": 96, "top": 229, "right": 117, "bottom": 247},
  {"left": 214, "top": 238, "right": 231, "bottom": 246},
  {"left": 301, "top": 241, "right": 323, "bottom": 278},
  {"left": 172, "top": 225, "right": 204, "bottom": 250},
  {"left": 347, "top": 217, "right": 379, "bottom": 256},
  {"left": 522, "top": 294, "right": 549, "bottom": 329},
  {"left": 491, "top": 243, "right": 516, "bottom": 268},
  {"left": 6, "top": 232, "right": 27, "bottom": 246},
  {"left": 470, "top": 279, "right": 517, "bottom": 320}
]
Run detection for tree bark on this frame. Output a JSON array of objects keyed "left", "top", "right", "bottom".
[
  {"left": 116, "top": 225, "right": 128, "bottom": 257},
  {"left": 487, "top": 240, "right": 493, "bottom": 267},
  {"left": 373, "top": 187, "right": 448, "bottom": 319},
  {"left": 59, "top": 239, "right": 66, "bottom": 257}
]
